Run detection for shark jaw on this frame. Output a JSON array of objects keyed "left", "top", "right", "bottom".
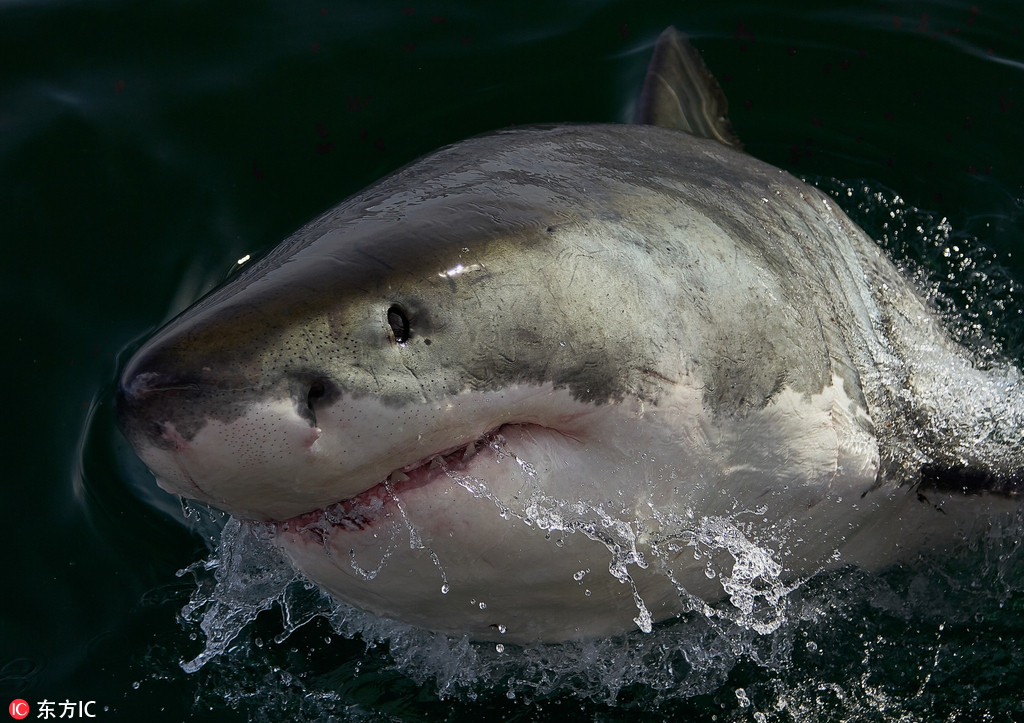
[
  {"left": 264, "top": 409, "right": 700, "bottom": 644},
  {"left": 273, "top": 424, "right": 549, "bottom": 537}
]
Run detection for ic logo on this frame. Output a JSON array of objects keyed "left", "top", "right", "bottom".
[{"left": 8, "top": 699, "right": 29, "bottom": 720}]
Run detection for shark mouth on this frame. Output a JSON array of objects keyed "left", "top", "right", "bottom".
[{"left": 272, "top": 426, "right": 511, "bottom": 542}]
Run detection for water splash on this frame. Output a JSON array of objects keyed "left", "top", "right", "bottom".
[
  {"left": 817, "top": 179, "right": 1024, "bottom": 366},
  {"left": 178, "top": 518, "right": 312, "bottom": 673},
  {"left": 452, "top": 434, "right": 792, "bottom": 637},
  {"left": 652, "top": 513, "right": 793, "bottom": 635}
]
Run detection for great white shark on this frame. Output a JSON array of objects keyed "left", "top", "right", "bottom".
[{"left": 117, "top": 29, "right": 1023, "bottom": 643}]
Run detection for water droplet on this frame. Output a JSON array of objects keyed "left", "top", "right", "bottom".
[
  {"left": 634, "top": 610, "right": 653, "bottom": 634},
  {"left": 735, "top": 687, "right": 750, "bottom": 708},
  {"left": 479, "top": 602, "right": 487, "bottom": 610},
  {"left": 440, "top": 583, "right": 449, "bottom": 594},
  {"left": 584, "top": 589, "right": 592, "bottom": 597},
  {"left": 495, "top": 643, "right": 505, "bottom": 653}
]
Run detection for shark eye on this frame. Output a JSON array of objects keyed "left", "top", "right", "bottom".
[{"left": 387, "top": 304, "right": 410, "bottom": 344}]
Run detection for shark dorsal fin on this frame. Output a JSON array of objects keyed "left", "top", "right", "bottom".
[{"left": 633, "top": 27, "right": 742, "bottom": 150}]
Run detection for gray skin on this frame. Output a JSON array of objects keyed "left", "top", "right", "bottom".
[{"left": 117, "top": 29, "right": 1023, "bottom": 642}]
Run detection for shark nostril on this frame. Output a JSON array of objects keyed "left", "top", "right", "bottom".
[
  {"left": 300, "top": 377, "right": 337, "bottom": 427},
  {"left": 307, "top": 380, "right": 327, "bottom": 409}
]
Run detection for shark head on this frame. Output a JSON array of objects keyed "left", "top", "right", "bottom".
[{"left": 116, "top": 126, "right": 716, "bottom": 639}]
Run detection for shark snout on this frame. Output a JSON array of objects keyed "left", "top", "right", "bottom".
[
  {"left": 115, "top": 344, "right": 349, "bottom": 512},
  {"left": 116, "top": 347, "right": 338, "bottom": 443},
  {"left": 115, "top": 366, "right": 205, "bottom": 451}
]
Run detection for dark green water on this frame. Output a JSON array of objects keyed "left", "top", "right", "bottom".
[{"left": 2, "top": 1, "right": 1023, "bottom": 721}]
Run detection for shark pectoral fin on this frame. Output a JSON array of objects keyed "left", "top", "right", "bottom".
[{"left": 633, "top": 27, "right": 742, "bottom": 150}]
